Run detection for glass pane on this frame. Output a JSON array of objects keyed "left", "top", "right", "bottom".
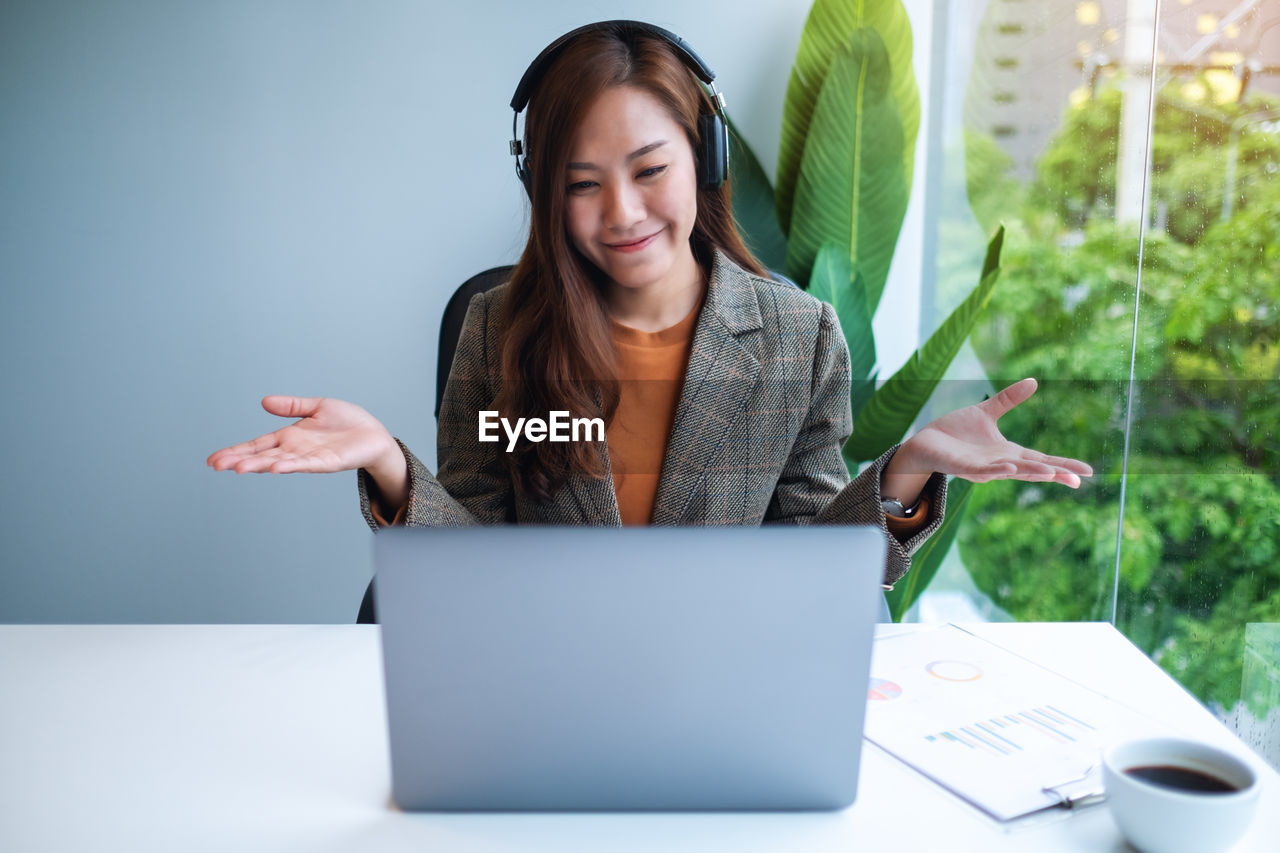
[
  {"left": 1120, "top": 0, "right": 1280, "bottom": 768},
  {"left": 912, "top": 0, "right": 1149, "bottom": 624},
  {"left": 912, "top": 0, "right": 1280, "bottom": 769}
]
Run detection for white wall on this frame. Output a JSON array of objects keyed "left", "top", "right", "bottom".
[{"left": 0, "top": 0, "right": 934, "bottom": 622}]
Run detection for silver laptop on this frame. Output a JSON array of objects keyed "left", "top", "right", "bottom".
[{"left": 373, "top": 525, "right": 887, "bottom": 811}]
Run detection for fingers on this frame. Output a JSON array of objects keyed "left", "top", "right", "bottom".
[
  {"left": 957, "top": 461, "right": 1018, "bottom": 483},
  {"left": 954, "top": 452, "right": 1091, "bottom": 488},
  {"left": 978, "top": 378, "right": 1038, "bottom": 420},
  {"left": 998, "top": 454, "right": 1084, "bottom": 487},
  {"left": 212, "top": 447, "right": 308, "bottom": 474},
  {"left": 209, "top": 441, "right": 347, "bottom": 474},
  {"left": 225, "top": 451, "right": 286, "bottom": 474},
  {"left": 1018, "top": 448, "right": 1094, "bottom": 478},
  {"left": 207, "top": 432, "right": 282, "bottom": 469},
  {"left": 209, "top": 397, "right": 323, "bottom": 470},
  {"left": 265, "top": 455, "right": 332, "bottom": 474},
  {"left": 234, "top": 449, "right": 300, "bottom": 474},
  {"left": 209, "top": 445, "right": 285, "bottom": 473},
  {"left": 970, "top": 459, "right": 1053, "bottom": 483},
  {"left": 261, "top": 395, "right": 324, "bottom": 419}
]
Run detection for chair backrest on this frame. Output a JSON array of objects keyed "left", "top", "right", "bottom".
[{"left": 434, "top": 265, "right": 514, "bottom": 418}]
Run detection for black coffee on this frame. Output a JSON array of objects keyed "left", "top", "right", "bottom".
[{"left": 1124, "top": 764, "right": 1240, "bottom": 793}]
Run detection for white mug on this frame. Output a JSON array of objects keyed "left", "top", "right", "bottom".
[{"left": 1103, "top": 737, "right": 1260, "bottom": 853}]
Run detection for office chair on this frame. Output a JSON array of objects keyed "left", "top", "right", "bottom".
[{"left": 357, "top": 265, "right": 802, "bottom": 624}]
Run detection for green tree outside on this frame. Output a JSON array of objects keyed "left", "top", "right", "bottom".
[{"left": 961, "top": 82, "right": 1280, "bottom": 716}]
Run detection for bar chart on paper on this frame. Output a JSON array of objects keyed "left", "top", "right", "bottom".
[
  {"left": 864, "top": 626, "right": 1165, "bottom": 821},
  {"left": 924, "top": 704, "right": 1099, "bottom": 756}
]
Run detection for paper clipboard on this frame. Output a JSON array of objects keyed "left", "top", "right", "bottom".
[{"left": 863, "top": 624, "right": 1165, "bottom": 822}]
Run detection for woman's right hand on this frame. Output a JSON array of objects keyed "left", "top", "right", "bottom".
[{"left": 207, "top": 396, "right": 409, "bottom": 508}]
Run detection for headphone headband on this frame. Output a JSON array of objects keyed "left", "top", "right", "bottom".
[
  {"left": 510, "top": 20, "right": 717, "bottom": 113},
  {"left": 509, "top": 20, "right": 729, "bottom": 196}
]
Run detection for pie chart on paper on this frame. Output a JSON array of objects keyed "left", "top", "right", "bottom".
[
  {"left": 925, "top": 659, "right": 984, "bottom": 682},
  {"left": 867, "top": 677, "right": 903, "bottom": 701}
]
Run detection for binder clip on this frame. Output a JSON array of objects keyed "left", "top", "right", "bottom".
[{"left": 1042, "top": 765, "right": 1107, "bottom": 810}]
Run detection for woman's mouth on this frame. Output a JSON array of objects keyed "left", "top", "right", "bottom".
[{"left": 604, "top": 231, "right": 661, "bottom": 253}]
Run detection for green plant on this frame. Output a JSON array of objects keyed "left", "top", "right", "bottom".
[{"left": 728, "top": 0, "right": 1006, "bottom": 619}]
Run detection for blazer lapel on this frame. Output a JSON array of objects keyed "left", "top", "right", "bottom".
[
  {"left": 563, "top": 443, "right": 622, "bottom": 525},
  {"left": 539, "top": 388, "right": 622, "bottom": 526},
  {"left": 651, "top": 252, "right": 763, "bottom": 525}
]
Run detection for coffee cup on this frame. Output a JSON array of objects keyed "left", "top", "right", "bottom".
[{"left": 1103, "top": 736, "right": 1260, "bottom": 853}]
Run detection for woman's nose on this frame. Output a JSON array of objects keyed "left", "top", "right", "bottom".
[{"left": 603, "top": 182, "right": 644, "bottom": 230}]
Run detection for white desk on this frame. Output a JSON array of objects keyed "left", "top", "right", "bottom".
[{"left": 1, "top": 623, "right": 1274, "bottom": 852}]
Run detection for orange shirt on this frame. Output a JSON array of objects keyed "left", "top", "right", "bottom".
[{"left": 607, "top": 301, "right": 701, "bottom": 525}]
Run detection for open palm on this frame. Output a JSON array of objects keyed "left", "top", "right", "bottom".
[
  {"left": 907, "top": 379, "right": 1092, "bottom": 487},
  {"left": 207, "top": 396, "right": 395, "bottom": 475}
]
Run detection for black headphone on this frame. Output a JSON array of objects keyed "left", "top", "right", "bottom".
[{"left": 508, "top": 20, "right": 729, "bottom": 199}]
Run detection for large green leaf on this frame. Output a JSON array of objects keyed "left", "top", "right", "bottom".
[
  {"left": 777, "top": 0, "right": 919, "bottom": 235},
  {"left": 849, "top": 372, "right": 878, "bottom": 428},
  {"left": 786, "top": 27, "right": 908, "bottom": 314},
  {"left": 808, "top": 246, "right": 879, "bottom": 438},
  {"left": 844, "top": 226, "right": 1006, "bottom": 463},
  {"left": 726, "top": 114, "right": 788, "bottom": 273},
  {"left": 884, "top": 477, "right": 974, "bottom": 622},
  {"left": 807, "top": 242, "right": 876, "bottom": 380}
]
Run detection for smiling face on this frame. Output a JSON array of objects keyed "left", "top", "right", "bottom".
[{"left": 563, "top": 85, "right": 701, "bottom": 299}]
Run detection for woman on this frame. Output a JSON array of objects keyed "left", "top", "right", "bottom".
[{"left": 207, "top": 22, "right": 1091, "bottom": 586}]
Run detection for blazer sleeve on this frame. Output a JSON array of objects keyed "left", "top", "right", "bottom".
[
  {"left": 765, "top": 300, "right": 947, "bottom": 586},
  {"left": 356, "top": 288, "right": 516, "bottom": 530}
]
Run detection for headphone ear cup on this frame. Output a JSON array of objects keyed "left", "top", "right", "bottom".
[{"left": 697, "top": 113, "right": 728, "bottom": 188}]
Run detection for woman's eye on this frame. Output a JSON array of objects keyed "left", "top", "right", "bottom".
[
  {"left": 567, "top": 180, "right": 597, "bottom": 194},
  {"left": 637, "top": 165, "right": 667, "bottom": 179}
]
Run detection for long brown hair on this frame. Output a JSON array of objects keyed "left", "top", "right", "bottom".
[{"left": 496, "top": 23, "right": 765, "bottom": 502}]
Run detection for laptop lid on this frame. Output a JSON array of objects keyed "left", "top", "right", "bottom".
[{"left": 374, "top": 525, "right": 886, "bottom": 811}]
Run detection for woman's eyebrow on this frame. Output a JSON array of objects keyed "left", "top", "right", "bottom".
[{"left": 567, "top": 140, "right": 669, "bottom": 171}]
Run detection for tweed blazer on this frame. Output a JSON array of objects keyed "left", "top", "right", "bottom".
[{"left": 358, "top": 250, "right": 947, "bottom": 585}]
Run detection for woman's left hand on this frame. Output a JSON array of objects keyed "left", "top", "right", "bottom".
[{"left": 882, "top": 378, "right": 1093, "bottom": 503}]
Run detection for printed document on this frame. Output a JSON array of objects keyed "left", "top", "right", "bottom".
[{"left": 864, "top": 624, "right": 1164, "bottom": 821}]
